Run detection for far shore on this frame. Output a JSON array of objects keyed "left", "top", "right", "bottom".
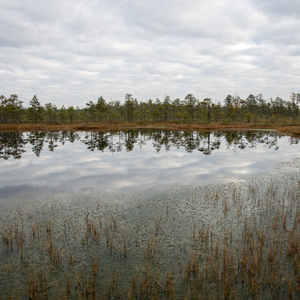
[{"left": 0, "top": 122, "right": 299, "bottom": 136}]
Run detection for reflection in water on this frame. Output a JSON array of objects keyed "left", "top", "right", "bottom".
[
  {"left": 0, "top": 130, "right": 299, "bottom": 198},
  {"left": 0, "top": 132, "right": 26, "bottom": 160},
  {"left": 0, "top": 130, "right": 298, "bottom": 160}
]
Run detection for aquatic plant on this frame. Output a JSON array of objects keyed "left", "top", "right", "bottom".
[{"left": 0, "top": 159, "right": 299, "bottom": 299}]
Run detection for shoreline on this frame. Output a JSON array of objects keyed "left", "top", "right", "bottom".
[{"left": 0, "top": 122, "right": 299, "bottom": 136}]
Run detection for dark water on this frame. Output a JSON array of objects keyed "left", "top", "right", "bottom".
[{"left": 0, "top": 130, "right": 299, "bottom": 202}]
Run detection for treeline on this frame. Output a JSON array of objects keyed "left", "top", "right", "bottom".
[{"left": 0, "top": 93, "right": 299, "bottom": 125}]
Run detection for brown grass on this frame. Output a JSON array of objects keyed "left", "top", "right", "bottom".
[
  {"left": 1, "top": 176, "right": 299, "bottom": 299},
  {"left": 0, "top": 121, "right": 299, "bottom": 135}
]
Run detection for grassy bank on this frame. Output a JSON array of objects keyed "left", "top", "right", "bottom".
[{"left": 0, "top": 121, "right": 300, "bottom": 136}]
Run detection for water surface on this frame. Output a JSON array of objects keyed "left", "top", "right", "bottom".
[
  {"left": 0, "top": 130, "right": 299, "bottom": 298},
  {"left": 0, "top": 130, "right": 299, "bottom": 203}
]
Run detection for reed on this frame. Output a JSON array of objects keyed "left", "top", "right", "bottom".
[
  {"left": 0, "top": 168, "right": 299, "bottom": 299},
  {"left": 145, "top": 233, "right": 155, "bottom": 258}
]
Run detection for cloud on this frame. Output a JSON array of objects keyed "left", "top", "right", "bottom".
[{"left": 0, "top": 0, "right": 299, "bottom": 106}]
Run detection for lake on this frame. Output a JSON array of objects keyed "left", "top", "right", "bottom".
[
  {"left": 0, "top": 129, "right": 299, "bottom": 299},
  {"left": 0, "top": 129, "right": 299, "bottom": 202}
]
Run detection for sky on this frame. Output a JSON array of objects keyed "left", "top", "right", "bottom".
[{"left": 1, "top": 0, "right": 300, "bottom": 108}]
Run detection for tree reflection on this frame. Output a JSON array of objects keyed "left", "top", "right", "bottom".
[
  {"left": 0, "top": 132, "right": 26, "bottom": 160},
  {"left": 0, "top": 130, "right": 297, "bottom": 160},
  {"left": 28, "top": 132, "right": 46, "bottom": 157}
]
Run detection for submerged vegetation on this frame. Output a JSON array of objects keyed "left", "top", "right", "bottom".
[{"left": 0, "top": 158, "right": 299, "bottom": 299}]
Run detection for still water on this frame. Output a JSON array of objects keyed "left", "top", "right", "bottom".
[
  {"left": 0, "top": 129, "right": 299, "bottom": 299},
  {"left": 0, "top": 130, "right": 299, "bottom": 202}
]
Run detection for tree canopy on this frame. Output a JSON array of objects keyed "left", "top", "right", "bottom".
[{"left": 0, "top": 93, "right": 299, "bottom": 125}]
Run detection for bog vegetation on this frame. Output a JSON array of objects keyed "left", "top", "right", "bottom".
[
  {"left": 0, "top": 164, "right": 299, "bottom": 299},
  {"left": 0, "top": 93, "right": 299, "bottom": 125}
]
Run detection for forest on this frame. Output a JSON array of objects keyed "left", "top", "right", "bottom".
[{"left": 0, "top": 92, "right": 299, "bottom": 126}]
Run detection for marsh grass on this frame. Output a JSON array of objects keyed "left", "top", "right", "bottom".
[
  {"left": 0, "top": 160, "right": 299, "bottom": 299},
  {"left": 0, "top": 122, "right": 299, "bottom": 136}
]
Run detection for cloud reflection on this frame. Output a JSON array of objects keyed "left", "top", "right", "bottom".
[{"left": 0, "top": 130, "right": 299, "bottom": 203}]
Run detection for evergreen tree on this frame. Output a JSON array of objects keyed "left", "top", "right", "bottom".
[
  {"left": 0, "top": 95, "right": 7, "bottom": 123},
  {"left": 67, "top": 106, "right": 76, "bottom": 123},
  {"left": 44, "top": 103, "right": 57, "bottom": 123},
  {"left": 28, "top": 95, "right": 43, "bottom": 123},
  {"left": 6, "top": 94, "right": 23, "bottom": 123},
  {"left": 96, "top": 96, "right": 107, "bottom": 121},
  {"left": 59, "top": 105, "right": 67, "bottom": 123},
  {"left": 125, "top": 94, "right": 135, "bottom": 121}
]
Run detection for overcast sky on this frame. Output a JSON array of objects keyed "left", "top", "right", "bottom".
[{"left": 1, "top": 0, "right": 299, "bottom": 107}]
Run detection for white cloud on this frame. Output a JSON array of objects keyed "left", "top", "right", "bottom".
[{"left": 0, "top": 0, "right": 299, "bottom": 106}]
